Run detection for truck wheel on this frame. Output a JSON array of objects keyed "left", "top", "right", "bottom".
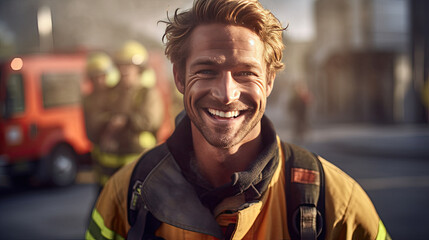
[{"left": 48, "top": 144, "right": 78, "bottom": 187}]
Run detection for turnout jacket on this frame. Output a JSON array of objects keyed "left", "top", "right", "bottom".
[{"left": 86, "top": 116, "right": 388, "bottom": 240}]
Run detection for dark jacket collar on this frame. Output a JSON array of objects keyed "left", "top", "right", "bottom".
[{"left": 166, "top": 114, "right": 279, "bottom": 211}]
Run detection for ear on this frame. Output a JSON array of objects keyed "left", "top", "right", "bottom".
[
  {"left": 173, "top": 64, "right": 185, "bottom": 94},
  {"left": 266, "top": 72, "right": 276, "bottom": 97}
]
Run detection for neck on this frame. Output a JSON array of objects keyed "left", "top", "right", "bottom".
[{"left": 192, "top": 123, "right": 263, "bottom": 188}]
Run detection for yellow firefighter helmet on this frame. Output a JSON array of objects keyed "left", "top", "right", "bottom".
[
  {"left": 86, "top": 52, "right": 119, "bottom": 87},
  {"left": 114, "top": 40, "right": 148, "bottom": 67}
]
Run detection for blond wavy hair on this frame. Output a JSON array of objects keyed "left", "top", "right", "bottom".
[{"left": 161, "top": 0, "right": 285, "bottom": 76}]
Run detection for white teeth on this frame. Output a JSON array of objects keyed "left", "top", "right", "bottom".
[{"left": 208, "top": 108, "right": 239, "bottom": 118}]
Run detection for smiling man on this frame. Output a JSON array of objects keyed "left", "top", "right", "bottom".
[
  {"left": 86, "top": 0, "right": 390, "bottom": 240},
  {"left": 179, "top": 23, "right": 273, "bottom": 187}
]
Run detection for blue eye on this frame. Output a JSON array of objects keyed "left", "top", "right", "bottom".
[{"left": 197, "top": 70, "right": 216, "bottom": 75}]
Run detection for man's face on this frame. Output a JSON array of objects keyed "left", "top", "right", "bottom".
[
  {"left": 117, "top": 64, "right": 141, "bottom": 87},
  {"left": 174, "top": 24, "right": 274, "bottom": 149},
  {"left": 90, "top": 73, "right": 107, "bottom": 91}
]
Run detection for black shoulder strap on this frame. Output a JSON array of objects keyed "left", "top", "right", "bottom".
[
  {"left": 282, "top": 142, "right": 325, "bottom": 240},
  {"left": 127, "top": 144, "right": 169, "bottom": 240}
]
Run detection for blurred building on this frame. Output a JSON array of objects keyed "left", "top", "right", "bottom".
[
  {"left": 0, "top": 0, "right": 190, "bottom": 56},
  {"left": 1, "top": 0, "right": 427, "bottom": 125},
  {"left": 0, "top": 0, "right": 184, "bottom": 122},
  {"left": 410, "top": 0, "right": 429, "bottom": 123},
  {"left": 308, "top": 0, "right": 428, "bottom": 124}
]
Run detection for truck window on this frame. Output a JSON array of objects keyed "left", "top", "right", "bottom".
[
  {"left": 41, "top": 72, "right": 82, "bottom": 108},
  {"left": 5, "top": 73, "right": 26, "bottom": 115}
]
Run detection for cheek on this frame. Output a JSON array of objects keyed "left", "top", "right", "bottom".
[
  {"left": 183, "top": 80, "right": 211, "bottom": 111},
  {"left": 255, "top": 88, "right": 262, "bottom": 97},
  {"left": 245, "top": 82, "right": 267, "bottom": 103},
  {"left": 185, "top": 79, "right": 212, "bottom": 99}
]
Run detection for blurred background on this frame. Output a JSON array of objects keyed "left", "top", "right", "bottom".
[{"left": 0, "top": 0, "right": 428, "bottom": 239}]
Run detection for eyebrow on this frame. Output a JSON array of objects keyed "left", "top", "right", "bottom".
[
  {"left": 190, "top": 58, "right": 222, "bottom": 69},
  {"left": 190, "top": 57, "right": 261, "bottom": 70}
]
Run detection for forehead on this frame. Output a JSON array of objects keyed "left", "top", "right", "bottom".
[{"left": 187, "top": 24, "right": 264, "bottom": 64}]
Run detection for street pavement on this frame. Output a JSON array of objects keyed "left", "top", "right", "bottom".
[
  {"left": 0, "top": 123, "right": 428, "bottom": 239},
  {"left": 277, "top": 123, "right": 429, "bottom": 158}
]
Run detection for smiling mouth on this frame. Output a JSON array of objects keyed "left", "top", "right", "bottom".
[{"left": 207, "top": 108, "right": 241, "bottom": 119}]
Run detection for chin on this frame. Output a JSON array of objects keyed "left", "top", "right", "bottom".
[
  {"left": 206, "top": 136, "right": 236, "bottom": 149},
  {"left": 202, "top": 127, "right": 251, "bottom": 149}
]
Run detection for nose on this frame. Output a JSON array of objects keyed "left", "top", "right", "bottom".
[{"left": 211, "top": 72, "right": 240, "bottom": 104}]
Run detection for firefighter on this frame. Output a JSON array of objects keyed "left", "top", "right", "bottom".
[
  {"left": 83, "top": 53, "right": 120, "bottom": 190},
  {"left": 93, "top": 41, "right": 164, "bottom": 189},
  {"left": 83, "top": 52, "right": 118, "bottom": 144}
]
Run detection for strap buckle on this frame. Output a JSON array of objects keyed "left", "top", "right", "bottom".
[
  {"left": 292, "top": 205, "right": 323, "bottom": 240},
  {"left": 130, "top": 180, "right": 143, "bottom": 211}
]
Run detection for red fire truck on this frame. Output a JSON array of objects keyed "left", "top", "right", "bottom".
[{"left": 0, "top": 53, "right": 92, "bottom": 187}]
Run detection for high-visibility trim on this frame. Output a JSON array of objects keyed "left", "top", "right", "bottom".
[
  {"left": 376, "top": 220, "right": 391, "bottom": 240},
  {"left": 87, "top": 216, "right": 109, "bottom": 240},
  {"left": 87, "top": 218, "right": 113, "bottom": 240},
  {"left": 88, "top": 208, "right": 125, "bottom": 240},
  {"left": 92, "top": 146, "right": 139, "bottom": 168},
  {"left": 85, "top": 230, "right": 96, "bottom": 240}
]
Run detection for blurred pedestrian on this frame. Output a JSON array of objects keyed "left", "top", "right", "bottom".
[
  {"left": 288, "top": 81, "right": 312, "bottom": 143},
  {"left": 93, "top": 41, "right": 164, "bottom": 189}
]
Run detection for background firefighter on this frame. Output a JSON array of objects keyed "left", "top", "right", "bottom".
[{"left": 90, "top": 41, "right": 165, "bottom": 190}]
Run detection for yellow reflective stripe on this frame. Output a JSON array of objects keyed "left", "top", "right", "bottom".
[
  {"left": 92, "top": 146, "right": 139, "bottom": 168},
  {"left": 376, "top": 220, "right": 389, "bottom": 240},
  {"left": 92, "top": 208, "right": 125, "bottom": 240},
  {"left": 85, "top": 230, "right": 96, "bottom": 240}
]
